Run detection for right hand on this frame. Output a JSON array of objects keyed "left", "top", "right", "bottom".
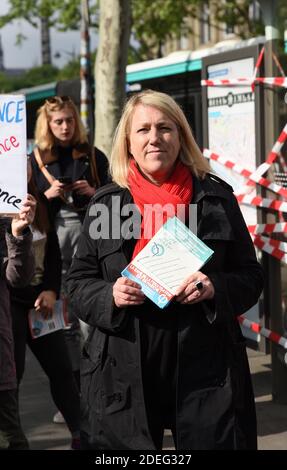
[
  {"left": 34, "top": 290, "right": 57, "bottom": 319},
  {"left": 44, "top": 179, "right": 67, "bottom": 200},
  {"left": 11, "top": 194, "right": 37, "bottom": 237},
  {"left": 113, "top": 277, "right": 145, "bottom": 308}
]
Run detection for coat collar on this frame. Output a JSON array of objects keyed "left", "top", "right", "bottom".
[
  {"left": 40, "top": 142, "right": 91, "bottom": 165},
  {"left": 192, "top": 173, "right": 233, "bottom": 203}
]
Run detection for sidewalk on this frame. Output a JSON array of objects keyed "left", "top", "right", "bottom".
[
  {"left": 19, "top": 347, "right": 287, "bottom": 450},
  {"left": 248, "top": 349, "right": 287, "bottom": 450},
  {"left": 19, "top": 349, "right": 70, "bottom": 450}
]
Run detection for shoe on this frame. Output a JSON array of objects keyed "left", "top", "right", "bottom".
[
  {"left": 71, "top": 437, "right": 81, "bottom": 450},
  {"left": 53, "top": 411, "right": 65, "bottom": 424}
]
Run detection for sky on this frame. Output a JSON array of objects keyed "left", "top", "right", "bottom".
[{"left": 0, "top": 0, "right": 98, "bottom": 70}]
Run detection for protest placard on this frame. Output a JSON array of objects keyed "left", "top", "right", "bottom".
[{"left": 0, "top": 94, "right": 27, "bottom": 215}]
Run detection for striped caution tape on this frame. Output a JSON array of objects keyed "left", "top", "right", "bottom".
[
  {"left": 266, "top": 123, "right": 287, "bottom": 164},
  {"left": 203, "top": 148, "right": 287, "bottom": 198},
  {"left": 252, "top": 46, "right": 265, "bottom": 80},
  {"left": 237, "top": 315, "right": 287, "bottom": 349},
  {"left": 252, "top": 234, "right": 287, "bottom": 263},
  {"left": 246, "top": 124, "right": 287, "bottom": 182},
  {"left": 236, "top": 194, "right": 287, "bottom": 213},
  {"left": 254, "top": 234, "right": 287, "bottom": 254},
  {"left": 248, "top": 222, "right": 287, "bottom": 235},
  {"left": 251, "top": 46, "right": 265, "bottom": 91},
  {"left": 272, "top": 51, "right": 286, "bottom": 78},
  {"left": 201, "top": 77, "right": 287, "bottom": 87}
]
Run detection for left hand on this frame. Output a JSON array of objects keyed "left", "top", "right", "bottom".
[
  {"left": 11, "top": 194, "right": 37, "bottom": 237},
  {"left": 175, "top": 271, "right": 215, "bottom": 305},
  {"left": 34, "top": 290, "right": 57, "bottom": 318},
  {"left": 71, "top": 180, "right": 96, "bottom": 197}
]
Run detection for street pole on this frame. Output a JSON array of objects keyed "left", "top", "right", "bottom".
[
  {"left": 259, "top": 0, "right": 287, "bottom": 404},
  {"left": 80, "top": 0, "right": 93, "bottom": 140}
]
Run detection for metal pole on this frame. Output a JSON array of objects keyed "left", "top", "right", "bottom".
[
  {"left": 259, "top": 0, "right": 287, "bottom": 404},
  {"left": 80, "top": 0, "right": 93, "bottom": 139}
]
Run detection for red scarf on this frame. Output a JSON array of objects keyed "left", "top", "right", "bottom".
[{"left": 128, "top": 159, "right": 193, "bottom": 259}]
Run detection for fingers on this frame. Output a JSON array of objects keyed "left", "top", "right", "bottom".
[
  {"left": 72, "top": 180, "right": 96, "bottom": 196},
  {"left": 34, "top": 294, "right": 53, "bottom": 318},
  {"left": 19, "top": 194, "right": 37, "bottom": 224},
  {"left": 113, "top": 277, "right": 145, "bottom": 308},
  {"left": 176, "top": 272, "right": 215, "bottom": 305}
]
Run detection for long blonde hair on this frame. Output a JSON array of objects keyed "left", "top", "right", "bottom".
[
  {"left": 34, "top": 96, "right": 88, "bottom": 150},
  {"left": 110, "top": 90, "right": 210, "bottom": 188}
]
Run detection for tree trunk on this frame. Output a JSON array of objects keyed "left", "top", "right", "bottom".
[
  {"left": 95, "top": 0, "right": 131, "bottom": 156},
  {"left": 40, "top": 17, "right": 51, "bottom": 65}
]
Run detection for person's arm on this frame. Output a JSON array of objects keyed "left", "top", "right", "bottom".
[
  {"left": 32, "top": 229, "right": 62, "bottom": 317},
  {"left": 41, "top": 229, "right": 62, "bottom": 297},
  {"left": 5, "top": 194, "right": 36, "bottom": 288}
]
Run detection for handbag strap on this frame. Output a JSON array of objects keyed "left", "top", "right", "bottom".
[{"left": 34, "top": 147, "right": 68, "bottom": 204}]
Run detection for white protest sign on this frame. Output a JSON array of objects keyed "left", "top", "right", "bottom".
[{"left": 0, "top": 94, "right": 27, "bottom": 215}]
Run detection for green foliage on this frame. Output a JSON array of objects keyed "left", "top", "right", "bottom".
[
  {"left": 22, "top": 64, "right": 59, "bottom": 86},
  {"left": 131, "top": 0, "right": 199, "bottom": 60},
  {"left": 0, "top": 0, "right": 58, "bottom": 29},
  {"left": 210, "top": 0, "right": 264, "bottom": 39},
  {"left": 0, "top": 59, "right": 84, "bottom": 93},
  {"left": 57, "top": 57, "right": 80, "bottom": 80}
]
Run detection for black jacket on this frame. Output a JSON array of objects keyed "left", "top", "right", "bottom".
[
  {"left": 9, "top": 228, "right": 62, "bottom": 307},
  {"left": 30, "top": 143, "right": 109, "bottom": 219},
  {"left": 0, "top": 223, "right": 34, "bottom": 390},
  {"left": 67, "top": 174, "right": 264, "bottom": 450}
]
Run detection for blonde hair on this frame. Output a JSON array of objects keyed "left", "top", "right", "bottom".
[
  {"left": 110, "top": 90, "right": 210, "bottom": 188},
  {"left": 34, "top": 96, "right": 88, "bottom": 150}
]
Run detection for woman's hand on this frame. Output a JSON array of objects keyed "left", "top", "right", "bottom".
[
  {"left": 44, "top": 179, "right": 66, "bottom": 200},
  {"left": 113, "top": 277, "right": 145, "bottom": 308},
  {"left": 34, "top": 290, "right": 57, "bottom": 318},
  {"left": 11, "top": 194, "right": 37, "bottom": 237},
  {"left": 175, "top": 272, "right": 215, "bottom": 305},
  {"left": 71, "top": 180, "right": 96, "bottom": 197}
]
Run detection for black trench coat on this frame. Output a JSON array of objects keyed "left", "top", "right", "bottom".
[{"left": 67, "top": 174, "right": 264, "bottom": 450}]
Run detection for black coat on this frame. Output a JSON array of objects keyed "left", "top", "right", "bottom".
[
  {"left": 30, "top": 144, "right": 109, "bottom": 220},
  {"left": 9, "top": 228, "right": 62, "bottom": 307},
  {"left": 67, "top": 174, "right": 264, "bottom": 450}
]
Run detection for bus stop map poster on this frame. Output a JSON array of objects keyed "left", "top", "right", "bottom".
[
  {"left": 202, "top": 47, "right": 264, "bottom": 343},
  {"left": 0, "top": 94, "right": 27, "bottom": 215},
  {"left": 206, "top": 56, "right": 257, "bottom": 226}
]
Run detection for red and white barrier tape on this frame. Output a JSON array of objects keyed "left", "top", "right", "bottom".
[
  {"left": 201, "top": 77, "right": 287, "bottom": 87},
  {"left": 246, "top": 124, "right": 287, "bottom": 182},
  {"left": 238, "top": 315, "right": 287, "bottom": 349},
  {"left": 272, "top": 51, "right": 286, "bottom": 77},
  {"left": 201, "top": 78, "right": 252, "bottom": 86},
  {"left": 236, "top": 194, "right": 287, "bottom": 213},
  {"left": 252, "top": 234, "right": 287, "bottom": 262},
  {"left": 204, "top": 148, "right": 287, "bottom": 198},
  {"left": 254, "top": 234, "right": 287, "bottom": 254},
  {"left": 253, "top": 46, "right": 265, "bottom": 80},
  {"left": 251, "top": 46, "right": 265, "bottom": 91},
  {"left": 248, "top": 222, "right": 287, "bottom": 235}
]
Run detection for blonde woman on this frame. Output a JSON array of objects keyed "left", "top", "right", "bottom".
[
  {"left": 30, "top": 96, "right": 109, "bottom": 421},
  {"left": 67, "top": 90, "right": 263, "bottom": 450}
]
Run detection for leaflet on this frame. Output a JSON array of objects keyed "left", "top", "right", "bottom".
[
  {"left": 28, "top": 299, "right": 68, "bottom": 339},
  {"left": 121, "top": 216, "right": 214, "bottom": 309}
]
